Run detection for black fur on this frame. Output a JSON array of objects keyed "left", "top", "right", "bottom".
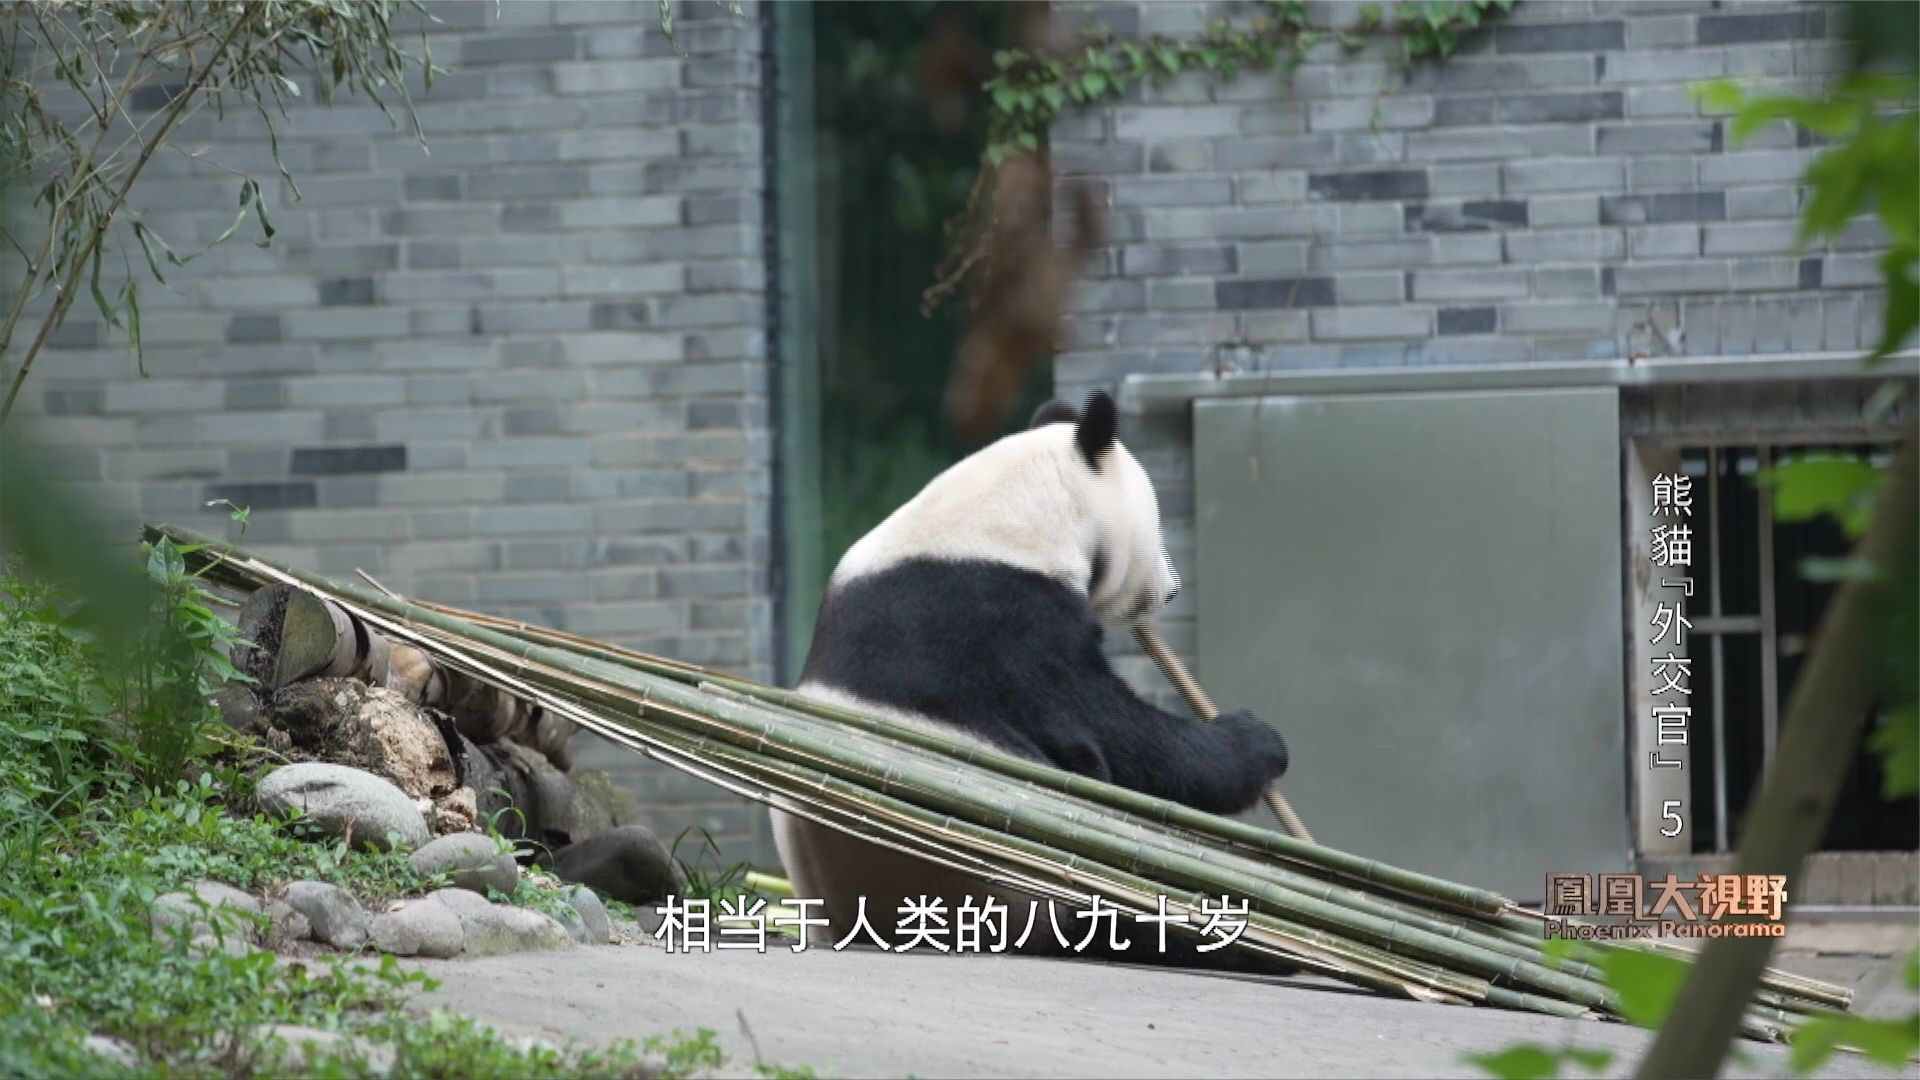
[
  {"left": 1075, "top": 390, "right": 1118, "bottom": 468},
  {"left": 1029, "top": 390, "right": 1121, "bottom": 470},
  {"left": 800, "top": 558, "right": 1288, "bottom": 814}
]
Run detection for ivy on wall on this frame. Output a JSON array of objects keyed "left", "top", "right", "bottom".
[{"left": 925, "top": 0, "right": 1514, "bottom": 313}]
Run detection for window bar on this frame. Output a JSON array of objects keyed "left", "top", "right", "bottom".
[
  {"left": 1708, "top": 446, "right": 1731, "bottom": 854},
  {"left": 1757, "top": 445, "right": 1779, "bottom": 772}
]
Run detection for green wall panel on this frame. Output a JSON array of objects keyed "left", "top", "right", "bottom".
[{"left": 1194, "top": 388, "right": 1629, "bottom": 902}]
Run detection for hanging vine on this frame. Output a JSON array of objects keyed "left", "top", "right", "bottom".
[{"left": 921, "top": 0, "right": 1514, "bottom": 318}]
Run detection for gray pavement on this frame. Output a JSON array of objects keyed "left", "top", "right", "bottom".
[{"left": 407, "top": 919, "right": 1919, "bottom": 1079}]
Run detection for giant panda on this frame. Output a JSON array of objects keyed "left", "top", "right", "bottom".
[{"left": 770, "top": 388, "right": 1293, "bottom": 971}]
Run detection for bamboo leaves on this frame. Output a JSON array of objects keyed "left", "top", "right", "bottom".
[{"left": 0, "top": 1, "right": 435, "bottom": 423}]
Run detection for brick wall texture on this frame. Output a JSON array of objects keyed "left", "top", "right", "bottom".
[
  {"left": 12, "top": 0, "right": 782, "bottom": 869},
  {"left": 1045, "top": 0, "right": 1890, "bottom": 712}
]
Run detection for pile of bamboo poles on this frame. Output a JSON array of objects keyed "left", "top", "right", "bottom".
[{"left": 152, "top": 523, "right": 1853, "bottom": 1042}]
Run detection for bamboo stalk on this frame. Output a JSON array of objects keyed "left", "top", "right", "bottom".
[
  {"left": 482, "top": 608, "right": 1457, "bottom": 906},
  {"left": 196, "top": 541, "right": 1394, "bottom": 987},
  {"left": 328, "top": 572, "right": 1455, "bottom": 1001},
  {"left": 683, "top": 692, "right": 1615, "bottom": 987},
  {"left": 746, "top": 871, "right": 794, "bottom": 899},
  {"left": 315, "top": 578, "right": 1858, "bottom": 1008},
  {"left": 1133, "top": 622, "right": 1315, "bottom": 844},
  {"left": 618, "top": 708, "right": 1502, "bottom": 1005},
  {"left": 184, "top": 532, "right": 1520, "bottom": 921},
  {"left": 349, "top": 601, "right": 1627, "bottom": 1006},
  {"left": 156, "top": 525, "right": 1854, "bottom": 1031}
]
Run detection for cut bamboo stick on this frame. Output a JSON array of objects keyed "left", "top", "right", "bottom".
[
  {"left": 1133, "top": 621, "right": 1315, "bottom": 843},
  {"left": 152, "top": 523, "right": 1854, "bottom": 1036}
]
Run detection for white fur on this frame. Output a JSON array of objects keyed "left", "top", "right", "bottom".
[{"left": 830, "top": 421, "right": 1178, "bottom": 625}]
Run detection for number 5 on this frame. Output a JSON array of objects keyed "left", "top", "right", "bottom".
[{"left": 1660, "top": 800, "right": 1683, "bottom": 838}]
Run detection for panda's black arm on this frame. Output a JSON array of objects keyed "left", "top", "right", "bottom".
[
  {"left": 1047, "top": 649, "right": 1290, "bottom": 816},
  {"left": 796, "top": 559, "right": 1288, "bottom": 815}
]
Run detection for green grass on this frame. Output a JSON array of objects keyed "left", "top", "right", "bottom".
[{"left": 0, "top": 555, "right": 818, "bottom": 1078}]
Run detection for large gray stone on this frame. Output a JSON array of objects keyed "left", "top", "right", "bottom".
[
  {"left": 262, "top": 900, "right": 313, "bottom": 946},
  {"left": 281, "top": 881, "right": 370, "bottom": 951},
  {"left": 369, "top": 898, "right": 465, "bottom": 958},
  {"left": 566, "top": 885, "right": 613, "bottom": 945},
  {"left": 81, "top": 1036, "right": 139, "bottom": 1069},
  {"left": 428, "top": 888, "right": 573, "bottom": 957},
  {"left": 151, "top": 880, "right": 264, "bottom": 951},
  {"left": 554, "top": 898, "right": 589, "bottom": 944},
  {"left": 551, "top": 824, "right": 683, "bottom": 905},
  {"left": 408, "top": 832, "right": 519, "bottom": 897},
  {"left": 256, "top": 762, "right": 430, "bottom": 853}
]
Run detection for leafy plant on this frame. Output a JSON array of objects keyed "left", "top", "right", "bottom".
[
  {"left": 1691, "top": 72, "right": 1917, "bottom": 365},
  {"left": 111, "top": 536, "right": 252, "bottom": 787},
  {"left": 0, "top": 0, "right": 438, "bottom": 424},
  {"left": 645, "top": 1027, "right": 728, "bottom": 1079},
  {"left": 1785, "top": 952, "right": 1920, "bottom": 1075},
  {"left": 1469, "top": 17, "right": 1918, "bottom": 1075},
  {"left": 669, "top": 825, "right": 759, "bottom": 906},
  {"left": 0, "top": 563, "right": 824, "bottom": 1076},
  {"left": 926, "top": 0, "right": 1512, "bottom": 314},
  {"left": 1465, "top": 1043, "right": 1612, "bottom": 1080},
  {"left": 1693, "top": 0, "right": 1920, "bottom": 852}
]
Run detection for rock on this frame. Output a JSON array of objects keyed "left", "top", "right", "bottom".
[
  {"left": 428, "top": 888, "right": 572, "bottom": 957},
  {"left": 152, "top": 880, "right": 262, "bottom": 945},
  {"left": 432, "top": 786, "right": 479, "bottom": 834},
  {"left": 554, "top": 900, "right": 589, "bottom": 944},
  {"left": 188, "top": 880, "right": 263, "bottom": 915},
  {"left": 409, "top": 832, "right": 519, "bottom": 897},
  {"left": 473, "top": 741, "right": 575, "bottom": 844},
  {"left": 281, "top": 881, "right": 370, "bottom": 951},
  {"left": 81, "top": 1035, "right": 139, "bottom": 1069},
  {"left": 685, "top": 1068, "right": 766, "bottom": 1080},
  {"left": 569, "top": 768, "right": 647, "bottom": 835},
  {"left": 255, "top": 1024, "right": 394, "bottom": 1075},
  {"left": 369, "top": 899, "right": 465, "bottom": 959},
  {"left": 359, "top": 684, "right": 460, "bottom": 799},
  {"left": 508, "top": 1033, "right": 563, "bottom": 1056},
  {"left": 262, "top": 900, "right": 312, "bottom": 946},
  {"left": 257, "top": 762, "right": 431, "bottom": 852},
  {"left": 551, "top": 824, "right": 684, "bottom": 906},
  {"left": 566, "top": 885, "right": 613, "bottom": 945},
  {"left": 191, "top": 932, "right": 257, "bottom": 959},
  {"left": 530, "top": 709, "right": 576, "bottom": 770},
  {"left": 215, "top": 683, "right": 267, "bottom": 737}
]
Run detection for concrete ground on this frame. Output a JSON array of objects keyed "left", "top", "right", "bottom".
[{"left": 408, "top": 915, "right": 1919, "bottom": 1079}]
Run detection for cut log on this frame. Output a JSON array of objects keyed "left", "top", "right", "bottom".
[
  {"left": 232, "top": 583, "right": 575, "bottom": 768},
  {"left": 248, "top": 675, "right": 646, "bottom": 853},
  {"left": 268, "top": 678, "right": 459, "bottom": 804}
]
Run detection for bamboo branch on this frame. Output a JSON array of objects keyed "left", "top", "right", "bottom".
[
  {"left": 2, "top": 7, "right": 261, "bottom": 423},
  {"left": 1134, "top": 622, "right": 1316, "bottom": 843},
  {"left": 152, "top": 522, "right": 1856, "bottom": 1031},
  {"left": 1635, "top": 430, "right": 1919, "bottom": 1079},
  {"left": 0, "top": 12, "right": 164, "bottom": 377}
]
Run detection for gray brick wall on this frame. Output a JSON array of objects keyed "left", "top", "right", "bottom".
[
  {"left": 1047, "top": 0, "right": 1892, "bottom": 710},
  {"left": 12, "top": 0, "right": 780, "bottom": 871}
]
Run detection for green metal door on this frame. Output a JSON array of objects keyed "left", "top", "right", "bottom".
[{"left": 1193, "top": 388, "right": 1630, "bottom": 902}]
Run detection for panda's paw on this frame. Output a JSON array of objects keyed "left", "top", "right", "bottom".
[{"left": 1217, "top": 710, "right": 1290, "bottom": 783}]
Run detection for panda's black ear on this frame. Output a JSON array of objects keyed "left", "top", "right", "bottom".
[
  {"left": 1075, "top": 389, "right": 1118, "bottom": 467},
  {"left": 1028, "top": 399, "right": 1079, "bottom": 430}
]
